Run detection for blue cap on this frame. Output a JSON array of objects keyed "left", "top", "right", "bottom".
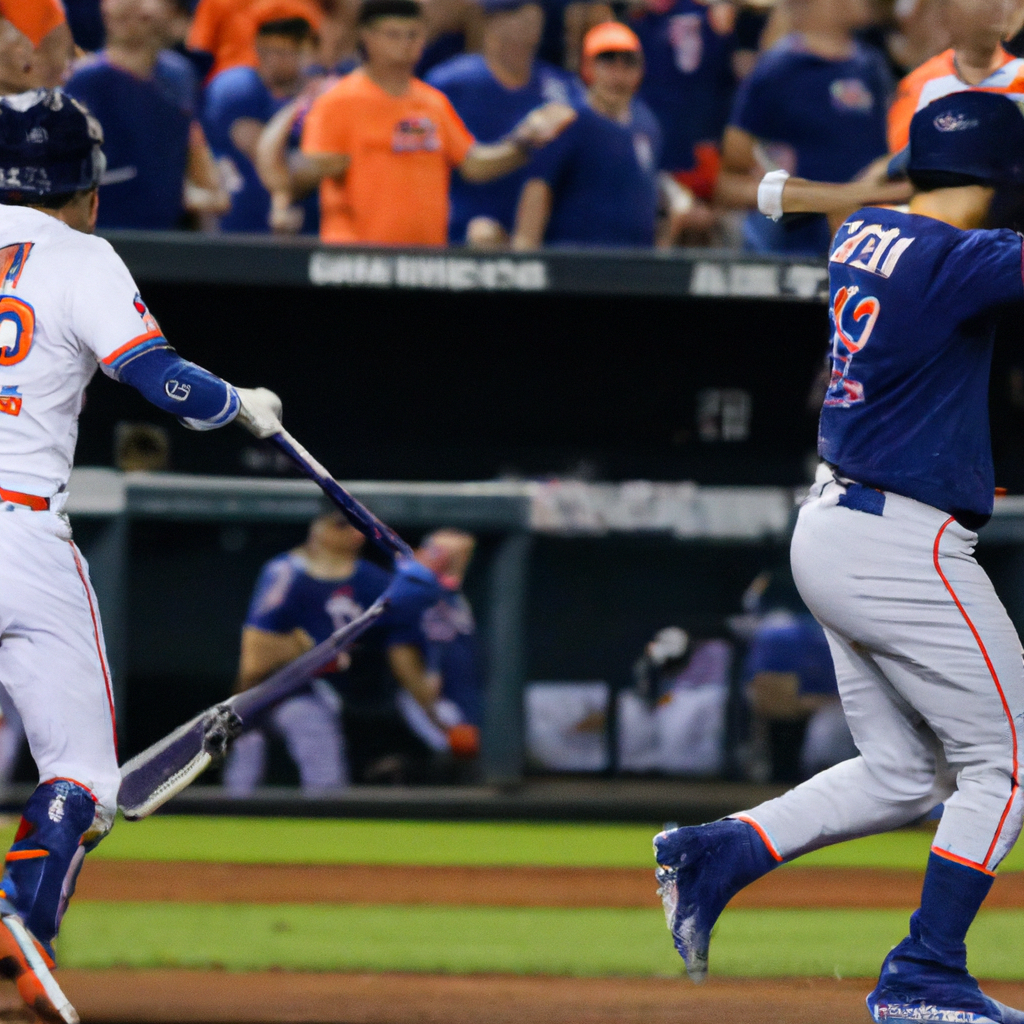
[
  {"left": 890, "top": 91, "right": 1024, "bottom": 187},
  {"left": 0, "top": 89, "right": 105, "bottom": 199}
]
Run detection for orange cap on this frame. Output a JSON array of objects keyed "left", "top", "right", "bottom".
[
  {"left": 582, "top": 21, "right": 642, "bottom": 61},
  {"left": 248, "top": 0, "right": 323, "bottom": 34}
]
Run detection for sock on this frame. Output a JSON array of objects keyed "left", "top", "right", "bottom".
[
  {"left": 914, "top": 851, "right": 995, "bottom": 970},
  {"left": 0, "top": 780, "right": 110, "bottom": 952}
]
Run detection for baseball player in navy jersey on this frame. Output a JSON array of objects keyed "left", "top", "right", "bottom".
[
  {"left": 655, "top": 90, "right": 1024, "bottom": 1023},
  {"left": 0, "top": 88, "right": 287, "bottom": 1024}
]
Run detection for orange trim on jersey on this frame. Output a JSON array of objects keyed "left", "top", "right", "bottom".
[
  {"left": 730, "top": 814, "right": 784, "bottom": 862},
  {"left": 0, "top": 488, "right": 47, "bottom": 511},
  {"left": 101, "top": 329, "right": 164, "bottom": 366},
  {"left": 69, "top": 545, "right": 118, "bottom": 758},
  {"left": 931, "top": 845, "right": 996, "bottom": 877},
  {"left": 4, "top": 850, "right": 48, "bottom": 862},
  {"left": 933, "top": 516, "right": 1019, "bottom": 871}
]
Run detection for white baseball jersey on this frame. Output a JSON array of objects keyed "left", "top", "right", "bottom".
[{"left": 0, "top": 205, "right": 166, "bottom": 498}]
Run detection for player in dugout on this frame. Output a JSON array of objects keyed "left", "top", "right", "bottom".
[
  {"left": 264, "top": 0, "right": 576, "bottom": 247},
  {"left": 888, "top": 0, "right": 1024, "bottom": 153},
  {"left": 512, "top": 22, "right": 696, "bottom": 248},
  {"left": 224, "top": 510, "right": 451, "bottom": 791},
  {"left": 656, "top": 92, "right": 1024, "bottom": 1023}
]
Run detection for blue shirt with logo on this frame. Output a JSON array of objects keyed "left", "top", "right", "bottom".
[
  {"left": 415, "top": 589, "right": 483, "bottom": 725},
  {"left": 527, "top": 99, "right": 662, "bottom": 247},
  {"left": 65, "top": 51, "right": 200, "bottom": 230},
  {"left": 632, "top": 0, "right": 736, "bottom": 172},
  {"left": 426, "top": 53, "right": 578, "bottom": 241},
  {"left": 820, "top": 208, "right": 1024, "bottom": 524},
  {"left": 246, "top": 553, "right": 422, "bottom": 711},
  {"left": 730, "top": 35, "right": 891, "bottom": 255}
]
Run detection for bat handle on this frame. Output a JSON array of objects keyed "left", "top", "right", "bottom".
[{"left": 269, "top": 428, "right": 414, "bottom": 562}]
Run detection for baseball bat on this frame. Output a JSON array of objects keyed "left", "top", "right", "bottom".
[
  {"left": 270, "top": 429, "right": 413, "bottom": 562},
  {"left": 118, "top": 599, "right": 387, "bottom": 819},
  {"left": 118, "top": 427, "right": 430, "bottom": 818}
]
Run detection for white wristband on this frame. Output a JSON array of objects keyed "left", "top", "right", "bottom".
[{"left": 757, "top": 169, "right": 790, "bottom": 222}]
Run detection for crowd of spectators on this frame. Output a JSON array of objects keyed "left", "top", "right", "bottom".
[{"left": 2, "top": 0, "right": 1023, "bottom": 251}]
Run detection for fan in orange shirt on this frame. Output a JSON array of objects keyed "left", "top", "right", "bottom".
[
  {"left": 888, "top": 0, "right": 1024, "bottom": 153},
  {"left": 0, "top": 0, "right": 72, "bottom": 86},
  {"left": 282, "top": 0, "right": 575, "bottom": 246},
  {"left": 188, "top": 0, "right": 322, "bottom": 77}
]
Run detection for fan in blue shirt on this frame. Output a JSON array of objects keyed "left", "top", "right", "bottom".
[
  {"left": 717, "top": 0, "right": 891, "bottom": 256},
  {"left": 426, "top": 0, "right": 578, "bottom": 244},
  {"left": 204, "top": 13, "right": 319, "bottom": 233},
  {"left": 514, "top": 21, "right": 686, "bottom": 248},
  {"left": 631, "top": 0, "right": 737, "bottom": 179},
  {"left": 65, "top": 0, "right": 229, "bottom": 230}
]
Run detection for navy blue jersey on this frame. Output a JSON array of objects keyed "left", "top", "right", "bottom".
[
  {"left": 820, "top": 209, "right": 1024, "bottom": 524},
  {"left": 632, "top": 0, "right": 737, "bottom": 172},
  {"left": 65, "top": 51, "right": 199, "bottom": 230},
  {"left": 743, "top": 613, "right": 837, "bottom": 696},
  {"left": 246, "top": 553, "right": 399, "bottom": 711},
  {"left": 730, "top": 35, "right": 891, "bottom": 255},
  {"left": 418, "top": 590, "right": 483, "bottom": 726},
  {"left": 528, "top": 99, "right": 662, "bottom": 248},
  {"left": 426, "top": 54, "right": 577, "bottom": 240},
  {"left": 203, "top": 66, "right": 281, "bottom": 233}
]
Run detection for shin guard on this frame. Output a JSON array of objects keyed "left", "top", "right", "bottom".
[{"left": 1, "top": 780, "right": 112, "bottom": 954}]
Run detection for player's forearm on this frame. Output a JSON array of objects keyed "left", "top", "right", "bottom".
[
  {"left": 116, "top": 345, "right": 240, "bottom": 429},
  {"left": 714, "top": 167, "right": 762, "bottom": 210},
  {"left": 460, "top": 141, "right": 528, "bottom": 183},
  {"left": 388, "top": 644, "right": 441, "bottom": 712},
  {"left": 773, "top": 175, "right": 914, "bottom": 216}
]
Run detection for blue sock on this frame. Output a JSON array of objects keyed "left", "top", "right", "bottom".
[{"left": 914, "top": 851, "right": 995, "bottom": 970}]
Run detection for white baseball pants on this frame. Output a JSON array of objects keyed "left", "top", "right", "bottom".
[
  {"left": 739, "top": 480, "right": 1024, "bottom": 875},
  {"left": 0, "top": 506, "right": 120, "bottom": 815}
]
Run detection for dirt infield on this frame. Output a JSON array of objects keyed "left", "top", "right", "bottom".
[
  {"left": 38, "top": 970, "right": 1024, "bottom": 1024},
  {"left": 75, "top": 860, "right": 1024, "bottom": 908}
]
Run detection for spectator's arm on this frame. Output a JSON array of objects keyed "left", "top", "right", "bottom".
[
  {"left": 388, "top": 643, "right": 442, "bottom": 713},
  {"left": 511, "top": 178, "right": 552, "bottom": 249},
  {"left": 714, "top": 125, "right": 763, "bottom": 210},
  {"left": 771, "top": 171, "right": 913, "bottom": 219},
  {"left": 184, "top": 121, "right": 231, "bottom": 215},
  {"left": 229, "top": 117, "right": 265, "bottom": 162},
  {"left": 258, "top": 101, "right": 350, "bottom": 197},
  {"left": 32, "top": 21, "right": 72, "bottom": 86},
  {"left": 235, "top": 625, "right": 314, "bottom": 693},
  {"left": 459, "top": 102, "right": 576, "bottom": 183}
]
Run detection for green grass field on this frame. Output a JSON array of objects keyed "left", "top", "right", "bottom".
[
  {"left": 25, "top": 816, "right": 1024, "bottom": 979},
  {"left": 2, "top": 815, "right": 1014, "bottom": 871}
]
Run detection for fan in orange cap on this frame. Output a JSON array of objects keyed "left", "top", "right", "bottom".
[
  {"left": 0, "top": 0, "right": 73, "bottom": 87},
  {"left": 579, "top": 18, "right": 641, "bottom": 84}
]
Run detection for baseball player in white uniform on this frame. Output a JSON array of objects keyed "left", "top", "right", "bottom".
[
  {"left": 655, "top": 91, "right": 1024, "bottom": 1023},
  {"left": 0, "top": 89, "right": 284, "bottom": 1024}
]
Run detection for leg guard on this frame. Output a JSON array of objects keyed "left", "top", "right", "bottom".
[{"left": 1, "top": 779, "right": 113, "bottom": 954}]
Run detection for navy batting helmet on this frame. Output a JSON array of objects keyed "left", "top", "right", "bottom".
[
  {"left": 889, "top": 92, "right": 1024, "bottom": 189},
  {"left": 0, "top": 89, "right": 105, "bottom": 201}
]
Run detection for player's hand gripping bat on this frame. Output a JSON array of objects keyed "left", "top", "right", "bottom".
[{"left": 117, "top": 424, "right": 435, "bottom": 819}]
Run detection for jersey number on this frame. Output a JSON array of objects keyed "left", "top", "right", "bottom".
[
  {"left": 0, "top": 297, "right": 34, "bottom": 367},
  {"left": 824, "top": 285, "right": 879, "bottom": 407}
]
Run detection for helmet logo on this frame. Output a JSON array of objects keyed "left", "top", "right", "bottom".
[
  {"left": 934, "top": 112, "right": 979, "bottom": 132},
  {"left": 26, "top": 128, "right": 47, "bottom": 144}
]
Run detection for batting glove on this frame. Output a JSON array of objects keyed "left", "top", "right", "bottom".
[{"left": 235, "top": 387, "right": 283, "bottom": 439}]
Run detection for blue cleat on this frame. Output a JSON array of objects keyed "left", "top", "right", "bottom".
[
  {"left": 653, "top": 818, "right": 778, "bottom": 983},
  {"left": 867, "top": 933, "right": 1024, "bottom": 1023}
]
